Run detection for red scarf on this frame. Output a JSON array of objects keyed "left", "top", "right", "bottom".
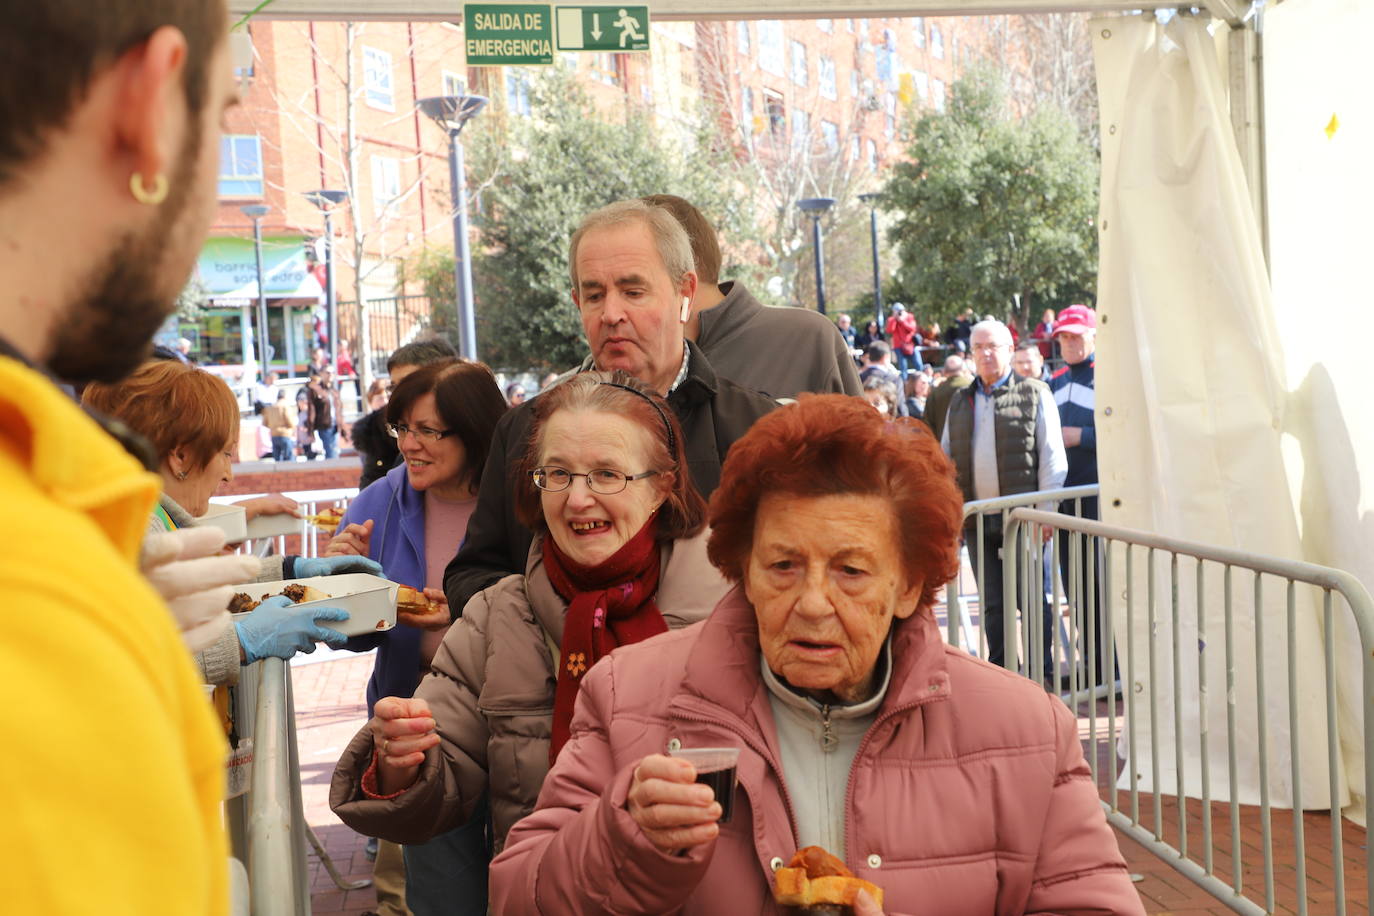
[{"left": 543, "top": 515, "right": 666, "bottom": 763}]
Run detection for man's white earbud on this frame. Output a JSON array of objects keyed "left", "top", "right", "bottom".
[{"left": 680, "top": 297, "right": 691, "bottom": 322}]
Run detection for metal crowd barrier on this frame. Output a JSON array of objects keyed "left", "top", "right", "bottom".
[
  {"left": 246, "top": 657, "right": 312, "bottom": 915},
  {"left": 1000, "top": 508, "right": 1373, "bottom": 915},
  {"left": 945, "top": 485, "right": 1100, "bottom": 666}
]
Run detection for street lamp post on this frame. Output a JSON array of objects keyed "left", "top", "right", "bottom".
[
  {"left": 304, "top": 190, "right": 348, "bottom": 376},
  {"left": 418, "top": 94, "right": 488, "bottom": 361},
  {"left": 797, "top": 197, "right": 837, "bottom": 315},
  {"left": 240, "top": 205, "right": 270, "bottom": 384},
  {"left": 858, "top": 192, "right": 884, "bottom": 330}
]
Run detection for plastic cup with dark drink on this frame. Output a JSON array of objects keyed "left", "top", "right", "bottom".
[{"left": 670, "top": 746, "right": 740, "bottom": 823}]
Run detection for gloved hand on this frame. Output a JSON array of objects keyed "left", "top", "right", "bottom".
[
  {"left": 234, "top": 595, "right": 351, "bottom": 663},
  {"left": 292, "top": 554, "right": 386, "bottom": 579},
  {"left": 142, "top": 527, "right": 262, "bottom": 653}
]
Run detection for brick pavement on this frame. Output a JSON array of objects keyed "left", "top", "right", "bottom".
[{"left": 289, "top": 636, "right": 1368, "bottom": 915}]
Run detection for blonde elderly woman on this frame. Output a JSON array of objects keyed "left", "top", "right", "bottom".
[
  {"left": 83, "top": 359, "right": 380, "bottom": 681},
  {"left": 329, "top": 372, "right": 730, "bottom": 914},
  {"left": 487, "top": 395, "right": 1144, "bottom": 916}
]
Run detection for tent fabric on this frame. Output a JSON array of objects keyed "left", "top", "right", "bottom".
[{"left": 1092, "top": 14, "right": 1355, "bottom": 818}]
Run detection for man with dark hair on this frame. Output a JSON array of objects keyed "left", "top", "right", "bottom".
[
  {"left": 641, "top": 194, "right": 861, "bottom": 399},
  {"left": 306, "top": 364, "right": 348, "bottom": 458},
  {"left": 444, "top": 198, "right": 776, "bottom": 614},
  {"left": 0, "top": 1, "right": 238, "bottom": 910},
  {"left": 924, "top": 354, "right": 973, "bottom": 442}
]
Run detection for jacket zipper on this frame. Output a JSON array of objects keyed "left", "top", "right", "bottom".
[{"left": 819, "top": 704, "right": 837, "bottom": 752}]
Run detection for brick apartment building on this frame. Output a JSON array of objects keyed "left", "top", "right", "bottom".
[{"left": 170, "top": 13, "right": 1022, "bottom": 384}]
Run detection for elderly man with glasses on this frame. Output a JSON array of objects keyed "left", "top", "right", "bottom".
[{"left": 941, "top": 320, "right": 1067, "bottom": 683}]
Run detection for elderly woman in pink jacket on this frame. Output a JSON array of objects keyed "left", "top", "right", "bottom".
[{"left": 488, "top": 395, "right": 1145, "bottom": 916}]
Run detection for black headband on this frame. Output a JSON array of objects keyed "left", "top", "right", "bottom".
[{"left": 597, "top": 381, "right": 676, "bottom": 455}]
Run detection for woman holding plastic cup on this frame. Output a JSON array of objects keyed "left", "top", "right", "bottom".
[
  {"left": 486, "top": 395, "right": 1144, "bottom": 916},
  {"left": 329, "top": 372, "right": 730, "bottom": 912}
]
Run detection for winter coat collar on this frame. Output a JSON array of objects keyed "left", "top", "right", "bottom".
[{"left": 695, "top": 281, "right": 764, "bottom": 351}]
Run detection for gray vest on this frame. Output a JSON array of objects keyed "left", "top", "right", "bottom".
[{"left": 946, "top": 375, "right": 1047, "bottom": 502}]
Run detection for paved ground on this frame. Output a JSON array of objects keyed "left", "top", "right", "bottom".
[{"left": 290, "top": 620, "right": 1367, "bottom": 915}]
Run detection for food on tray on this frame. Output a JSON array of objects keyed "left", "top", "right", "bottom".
[
  {"left": 396, "top": 584, "right": 443, "bottom": 616},
  {"left": 305, "top": 506, "right": 346, "bottom": 530},
  {"left": 773, "top": 846, "right": 883, "bottom": 914},
  {"left": 226, "top": 584, "right": 333, "bottom": 614}
]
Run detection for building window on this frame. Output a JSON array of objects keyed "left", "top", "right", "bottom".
[
  {"left": 741, "top": 86, "right": 754, "bottom": 133},
  {"left": 821, "top": 120, "right": 840, "bottom": 154},
  {"left": 850, "top": 69, "right": 860, "bottom": 97},
  {"left": 764, "top": 90, "right": 785, "bottom": 142},
  {"left": 790, "top": 40, "right": 808, "bottom": 86},
  {"left": 371, "top": 155, "right": 401, "bottom": 218},
  {"left": 952, "top": 36, "right": 961, "bottom": 66},
  {"left": 933, "top": 79, "right": 946, "bottom": 112},
  {"left": 866, "top": 138, "right": 878, "bottom": 172},
  {"left": 218, "top": 135, "right": 263, "bottom": 197},
  {"left": 442, "top": 70, "right": 464, "bottom": 97},
  {"left": 737, "top": 20, "right": 750, "bottom": 54},
  {"left": 791, "top": 109, "right": 810, "bottom": 151},
  {"left": 818, "top": 56, "right": 837, "bottom": 100},
  {"left": 506, "top": 69, "right": 531, "bottom": 115},
  {"left": 590, "top": 52, "right": 620, "bottom": 86},
  {"left": 931, "top": 25, "right": 944, "bottom": 60},
  {"left": 913, "top": 69, "right": 929, "bottom": 101},
  {"left": 758, "top": 21, "right": 784, "bottom": 76},
  {"left": 233, "top": 28, "right": 255, "bottom": 80},
  {"left": 846, "top": 18, "right": 854, "bottom": 33},
  {"left": 363, "top": 46, "right": 395, "bottom": 110},
  {"left": 884, "top": 92, "right": 897, "bottom": 139},
  {"left": 818, "top": 18, "right": 832, "bottom": 33},
  {"left": 912, "top": 17, "right": 925, "bottom": 48},
  {"left": 859, "top": 18, "right": 869, "bottom": 34},
  {"left": 851, "top": 135, "right": 861, "bottom": 161}
]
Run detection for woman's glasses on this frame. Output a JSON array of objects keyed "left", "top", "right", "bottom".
[
  {"left": 386, "top": 422, "right": 453, "bottom": 442},
  {"left": 531, "top": 466, "right": 657, "bottom": 495}
]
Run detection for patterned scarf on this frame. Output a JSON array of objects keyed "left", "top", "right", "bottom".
[{"left": 543, "top": 515, "right": 665, "bottom": 763}]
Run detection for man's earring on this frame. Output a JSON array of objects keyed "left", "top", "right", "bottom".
[{"left": 130, "top": 172, "right": 169, "bottom": 205}]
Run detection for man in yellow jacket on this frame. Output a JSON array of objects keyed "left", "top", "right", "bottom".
[{"left": 0, "top": 2, "right": 241, "bottom": 912}]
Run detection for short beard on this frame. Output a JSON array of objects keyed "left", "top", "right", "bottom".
[{"left": 47, "top": 121, "right": 202, "bottom": 384}]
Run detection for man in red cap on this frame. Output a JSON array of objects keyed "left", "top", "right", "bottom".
[{"left": 1049, "top": 304, "right": 1114, "bottom": 689}]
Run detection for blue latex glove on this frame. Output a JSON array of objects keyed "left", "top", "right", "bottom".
[
  {"left": 291, "top": 555, "right": 385, "bottom": 579},
  {"left": 234, "top": 595, "right": 350, "bottom": 663}
]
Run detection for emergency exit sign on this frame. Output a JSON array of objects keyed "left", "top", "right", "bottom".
[
  {"left": 464, "top": 4, "right": 554, "bottom": 66},
  {"left": 555, "top": 5, "right": 650, "bottom": 52}
]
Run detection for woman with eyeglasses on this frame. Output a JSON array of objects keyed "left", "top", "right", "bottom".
[{"left": 329, "top": 371, "right": 730, "bottom": 913}]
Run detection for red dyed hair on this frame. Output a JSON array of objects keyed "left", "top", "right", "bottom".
[
  {"left": 706, "top": 394, "right": 963, "bottom": 615},
  {"left": 82, "top": 359, "right": 239, "bottom": 472}
]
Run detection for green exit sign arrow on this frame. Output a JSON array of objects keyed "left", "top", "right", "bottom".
[
  {"left": 464, "top": 4, "right": 554, "bottom": 66},
  {"left": 555, "top": 5, "right": 650, "bottom": 52}
]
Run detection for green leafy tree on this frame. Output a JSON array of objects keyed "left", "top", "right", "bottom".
[
  {"left": 880, "top": 66, "right": 1098, "bottom": 331},
  {"left": 422, "top": 68, "right": 750, "bottom": 372}
]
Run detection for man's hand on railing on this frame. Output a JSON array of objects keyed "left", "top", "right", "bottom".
[
  {"left": 325, "top": 518, "right": 373, "bottom": 558},
  {"left": 370, "top": 696, "right": 438, "bottom": 795}
]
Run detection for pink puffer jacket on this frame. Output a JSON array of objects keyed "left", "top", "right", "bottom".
[{"left": 490, "top": 587, "right": 1145, "bottom": 916}]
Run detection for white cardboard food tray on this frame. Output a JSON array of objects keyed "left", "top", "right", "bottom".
[
  {"left": 198, "top": 503, "right": 248, "bottom": 543},
  {"left": 227, "top": 573, "right": 397, "bottom": 638},
  {"left": 244, "top": 512, "right": 302, "bottom": 540}
]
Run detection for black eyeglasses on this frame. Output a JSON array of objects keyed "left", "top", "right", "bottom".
[
  {"left": 386, "top": 422, "right": 454, "bottom": 443},
  {"left": 531, "top": 466, "right": 657, "bottom": 495}
]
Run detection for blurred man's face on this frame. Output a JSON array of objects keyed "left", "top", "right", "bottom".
[
  {"left": 1057, "top": 329, "right": 1095, "bottom": 365},
  {"left": 1012, "top": 347, "right": 1043, "bottom": 379},
  {"left": 47, "top": 37, "right": 236, "bottom": 383},
  {"left": 837, "top": 314, "right": 850, "bottom": 329}
]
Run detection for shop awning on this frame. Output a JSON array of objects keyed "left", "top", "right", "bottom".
[{"left": 197, "top": 235, "right": 325, "bottom": 303}]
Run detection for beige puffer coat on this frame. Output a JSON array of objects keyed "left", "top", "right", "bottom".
[{"left": 329, "top": 529, "right": 729, "bottom": 850}]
